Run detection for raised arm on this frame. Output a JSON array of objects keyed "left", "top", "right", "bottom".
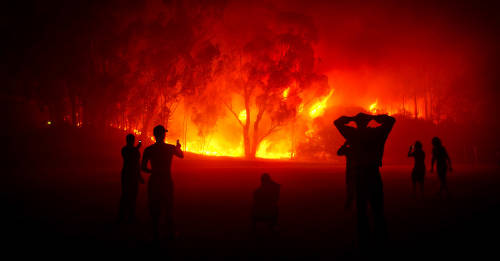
[
  {"left": 334, "top": 116, "right": 356, "bottom": 140},
  {"left": 141, "top": 149, "right": 152, "bottom": 174},
  {"left": 408, "top": 145, "right": 414, "bottom": 157},
  {"left": 373, "top": 114, "right": 396, "bottom": 134},
  {"left": 175, "top": 140, "right": 184, "bottom": 158}
]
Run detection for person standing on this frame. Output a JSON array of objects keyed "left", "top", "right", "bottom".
[
  {"left": 141, "top": 125, "right": 184, "bottom": 242},
  {"left": 334, "top": 113, "right": 395, "bottom": 247},
  {"left": 408, "top": 141, "right": 425, "bottom": 198},
  {"left": 252, "top": 173, "right": 281, "bottom": 232},
  {"left": 430, "top": 137, "right": 452, "bottom": 198},
  {"left": 118, "top": 134, "right": 144, "bottom": 223}
]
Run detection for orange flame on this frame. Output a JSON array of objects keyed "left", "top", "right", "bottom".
[
  {"left": 282, "top": 87, "right": 290, "bottom": 99},
  {"left": 309, "top": 89, "right": 334, "bottom": 118},
  {"left": 369, "top": 99, "right": 378, "bottom": 114}
]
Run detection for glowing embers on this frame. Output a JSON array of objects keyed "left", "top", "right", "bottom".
[
  {"left": 369, "top": 99, "right": 378, "bottom": 114},
  {"left": 309, "top": 89, "right": 334, "bottom": 118}
]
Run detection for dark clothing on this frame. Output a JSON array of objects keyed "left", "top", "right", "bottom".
[
  {"left": 141, "top": 142, "right": 183, "bottom": 239},
  {"left": 335, "top": 115, "right": 395, "bottom": 245},
  {"left": 252, "top": 181, "right": 280, "bottom": 226},
  {"left": 432, "top": 146, "right": 450, "bottom": 186},
  {"left": 142, "top": 143, "right": 183, "bottom": 178},
  {"left": 338, "top": 144, "right": 355, "bottom": 204},
  {"left": 409, "top": 149, "right": 425, "bottom": 183},
  {"left": 118, "top": 145, "right": 141, "bottom": 222},
  {"left": 354, "top": 165, "right": 386, "bottom": 242},
  {"left": 433, "top": 146, "right": 450, "bottom": 172}
]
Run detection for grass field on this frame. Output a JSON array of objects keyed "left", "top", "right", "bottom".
[{"left": 3, "top": 155, "right": 499, "bottom": 259}]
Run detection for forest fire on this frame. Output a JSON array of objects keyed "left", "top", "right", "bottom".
[{"left": 4, "top": 0, "right": 498, "bottom": 162}]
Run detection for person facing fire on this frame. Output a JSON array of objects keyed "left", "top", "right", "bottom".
[
  {"left": 334, "top": 112, "right": 395, "bottom": 247},
  {"left": 408, "top": 141, "right": 425, "bottom": 198},
  {"left": 337, "top": 141, "right": 355, "bottom": 209},
  {"left": 117, "top": 134, "right": 144, "bottom": 223},
  {"left": 430, "top": 137, "right": 452, "bottom": 197},
  {"left": 252, "top": 173, "right": 280, "bottom": 232},
  {"left": 141, "top": 124, "right": 184, "bottom": 242}
]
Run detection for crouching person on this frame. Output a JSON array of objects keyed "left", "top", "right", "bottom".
[{"left": 252, "top": 173, "right": 280, "bottom": 232}]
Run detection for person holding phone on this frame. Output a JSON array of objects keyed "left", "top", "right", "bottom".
[
  {"left": 141, "top": 125, "right": 184, "bottom": 242},
  {"left": 117, "top": 134, "right": 144, "bottom": 223},
  {"left": 408, "top": 141, "right": 425, "bottom": 198}
]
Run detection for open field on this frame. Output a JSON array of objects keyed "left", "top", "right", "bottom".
[{"left": 3, "top": 154, "right": 499, "bottom": 259}]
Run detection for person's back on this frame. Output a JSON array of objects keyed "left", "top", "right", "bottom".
[
  {"left": 412, "top": 149, "right": 425, "bottom": 170},
  {"left": 122, "top": 145, "right": 140, "bottom": 176},
  {"left": 118, "top": 134, "right": 143, "bottom": 223},
  {"left": 433, "top": 146, "right": 449, "bottom": 170},
  {"left": 141, "top": 125, "right": 183, "bottom": 241},
  {"left": 143, "top": 142, "right": 180, "bottom": 179},
  {"left": 252, "top": 173, "right": 280, "bottom": 230},
  {"left": 334, "top": 113, "right": 395, "bottom": 246}
]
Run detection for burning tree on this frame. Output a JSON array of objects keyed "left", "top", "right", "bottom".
[{"left": 222, "top": 20, "right": 329, "bottom": 159}]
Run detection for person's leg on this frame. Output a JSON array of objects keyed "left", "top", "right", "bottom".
[
  {"left": 356, "top": 197, "right": 369, "bottom": 247},
  {"left": 370, "top": 173, "right": 387, "bottom": 243},
  {"left": 411, "top": 178, "right": 416, "bottom": 196},
  {"left": 346, "top": 178, "right": 354, "bottom": 209},
  {"left": 148, "top": 184, "right": 161, "bottom": 241},
  {"left": 117, "top": 176, "right": 127, "bottom": 223},
  {"left": 165, "top": 182, "right": 175, "bottom": 240},
  {"left": 128, "top": 181, "right": 139, "bottom": 222},
  {"left": 420, "top": 179, "right": 425, "bottom": 198}
]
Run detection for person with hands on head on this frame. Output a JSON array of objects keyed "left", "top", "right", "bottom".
[{"left": 334, "top": 112, "right": 395, "bottom": 248}]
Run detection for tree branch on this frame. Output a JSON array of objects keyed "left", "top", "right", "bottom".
[
  {"left": 223, "top": 100, "right": 244, "bottom": 128},
  {"left": 259, "top": 124, "right": 280, "bottom": 143}
]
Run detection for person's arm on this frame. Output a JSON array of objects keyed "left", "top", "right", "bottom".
[
  {"left": 141, "top": 149, "right": 152, "bottom": 174},
  {"left": 373, "top": 114, "right": 396, "bottom": 134},
  {"left": 408, "top": 145, "right": 414, "bottom": 157},
  {"left": 334, "top": 116, "right": 356, "bottom": 140},
  {"left": 174, "top": 140, "right": 184, "bottom": 158}
]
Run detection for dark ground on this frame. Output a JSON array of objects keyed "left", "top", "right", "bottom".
[{"left": 3, "top": 150, "right": 500, "bottom": 259}]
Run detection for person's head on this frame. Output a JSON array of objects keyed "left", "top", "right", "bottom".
[
  {"left": 261, "top": 173, "right": 271, "bottom": 185},
  {"left": 153, "top": 125, "right": 168, "bottom": 143},
  {"left": 354, "top": 113, "right": 371, "bottom": 129},
  {"left": 126, "top": 134, "right": 135, "bottom": 146},
  {"left": 432, "top": 137, "right": 442, "bottom": 147},
  {"left": 414, "top": 140, "right": 423, "bottom": 150}
]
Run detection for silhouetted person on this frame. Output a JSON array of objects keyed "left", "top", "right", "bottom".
[
  {"left": 252, "top": 173, "right": 280, "bottom": 232},
  {"left": 338, "top": 141, "right": 355, "bottom": 209},
  {"left": 408, "top": 141, "right": 425, "bottom": 198},
  {"left": 141, "top": 125, "right": 184, "bottom": 242},
  {"left": 117, "top": 134, "right": 144, "bottom": 223},
  {"left": 430, "top": 137, "right": 452, "bottom": 197},
  {"left": 334, "top": 113, "right": 395, "bottom": 247}
]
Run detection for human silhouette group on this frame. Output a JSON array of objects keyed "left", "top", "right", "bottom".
[{"left": 118, "top": 112, "right": 452, "bottom": 248}]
